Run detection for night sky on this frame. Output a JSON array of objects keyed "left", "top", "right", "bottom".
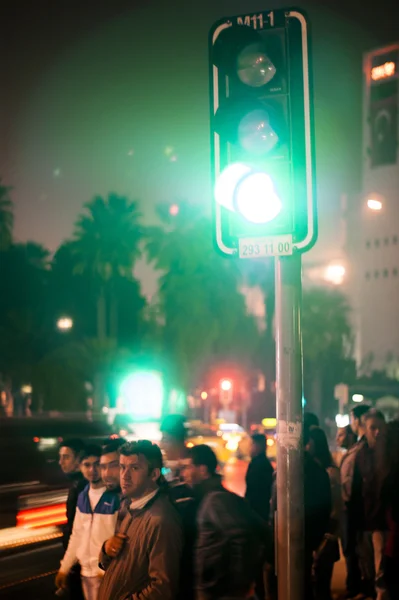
[{"left": 1, "top": 0, "right": 398, "bottom": 288}]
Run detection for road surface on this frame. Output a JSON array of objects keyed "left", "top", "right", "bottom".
[{"left": 0, "top": 459, "right": 347, "bottom": 599}]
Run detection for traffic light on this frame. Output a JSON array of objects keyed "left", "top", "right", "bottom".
[
  {"left": 209, "top": 9, "right": 317, "bottom": 258},
  {"left": 219, "top": 379, "right": 233, "bottom": 406}
]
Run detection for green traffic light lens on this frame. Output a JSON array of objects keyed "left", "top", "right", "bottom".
[
  {"left": 215, "top": 163, "right": 250, "bottom": 212},
  {"left": 238, "top": 109, "right": 279, "bottom": 155},
  {"left": 235, "top": 171, "right": 282, "bottom": 224},
  {"left": 214, "top": 162, "right": 282, "bottom": 225},
  {"left": 237, "top": 43, "right": 276, "bottom": 88}
]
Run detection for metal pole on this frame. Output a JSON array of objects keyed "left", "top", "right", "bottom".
[{"left": 275, "top": 253, "right": 304, "bottom": 600}]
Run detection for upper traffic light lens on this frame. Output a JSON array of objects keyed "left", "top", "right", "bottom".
[
  {"left": 239, "top": 109, "right": 279, "bottom": 155},
  {"left": 237, "top": 43, "right": 276, "bottom": 88}
]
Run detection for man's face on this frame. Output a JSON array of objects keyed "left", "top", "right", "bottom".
[
  {"left": 365, "top": 417, "right": 385, "bottom": 448},
  {"left": 336, "top": 427, "right": 347, "bottom": 448},
  {"left": 183, "top": 458, "right": 206, "bottom": 488},
  {"left": 59, "top": 446, "right": 80, "bottom": 474},
  {"left": 100, "top": 452, "right": 120, "bottom": 490},
  {"left": 119, "top": 453, "right": 159, "bottom": 499},
  {"left": 80, "top": 455, "right": 101, "bottom": 484}
]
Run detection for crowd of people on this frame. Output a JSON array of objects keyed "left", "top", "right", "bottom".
[{"left": 54, "top": 409, "right": 399, "bottom": 600}]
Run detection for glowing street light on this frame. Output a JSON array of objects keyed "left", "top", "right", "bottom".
[
  {"left": 57, "top": 316, "right": 73, "bottom": 331},
  {"left": 352, "top": 394, "right": 364, "bottom": 403},
  {"left": 200, "top": 391, "right": 208, "bottom": 400},
  {"left": 367, "top": 198, "right": 383, "bottom": 211},
  {"left": 324, "top": 264, "right": 346, "bottom": 286}
]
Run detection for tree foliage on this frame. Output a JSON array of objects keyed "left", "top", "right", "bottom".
[
  {"left": 0, "top": 181, "right": 13, "bottom": 250},
  {"left": 145, "top": 201, "right": 259, "bottom": 389}
]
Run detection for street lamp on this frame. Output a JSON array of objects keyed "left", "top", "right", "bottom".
[
  {"left": 367, "top": 198, "right": 383, "bottom": 211},
  {"left": 324, "top": 264, "right": 346, "bottom": 285},
  {"left": 57, "top": 316, "right": 73, "bottom": 331}
]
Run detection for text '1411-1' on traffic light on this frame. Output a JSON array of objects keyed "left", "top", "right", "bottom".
[{"left": 208, "top": 8, "right": 317, "bottom": 259}]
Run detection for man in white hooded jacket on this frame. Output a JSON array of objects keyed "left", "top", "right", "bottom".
[{"left": 55, "top": 444, "right": 120, "bottom": 600}]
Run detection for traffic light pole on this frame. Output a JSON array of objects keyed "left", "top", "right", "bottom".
[{"left": 275, "top": 253, "right": 304, "bottom": 600}]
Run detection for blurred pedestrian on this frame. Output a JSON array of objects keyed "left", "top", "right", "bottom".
[
  {"left": 59, "top": 438, "right": 87, "bottom": 600},
  {"left": 340, "top": 404, "right": 370, "bottom": 599},
  {"left": 333, "top": 425, "right": 356, "bottom": 467},
  {"left": 245, "top": 433, "right": 274, "bottom": 522},
  {"left": 100, "top": 439, "right": 126, "bottom": 492},
  {"left": 184, "top": 444, "right": 271, "bottom": 600},
  {"left": 376, "top": 420, "right": 399, "bottom": 599},
  {"left": 56, "top": 445, "right": 120, "bottom": 600},
  {"left": 352, "top": 409, "right": 388, "bottom": 599},
  {"left": 306, "top": 427, "right": 341, "bottom": 600}
]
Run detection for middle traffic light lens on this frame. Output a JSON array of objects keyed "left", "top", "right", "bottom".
[
  {"left": 237, "top": 43, "right": 276, "bottom": 88},
  {"left": 239, "top": 109, "right": 279, "bottom": 155}
]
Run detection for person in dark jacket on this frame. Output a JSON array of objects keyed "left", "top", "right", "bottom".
[
  {"left": 59, "top": 438, "right": 86, "bottom": 600},
  {"left": 270, "top": 436, "right": 331, "bottom": 600},
  {"left": 160, "top": 414, "right": 196, "bottom": 600},
  {"left": 184, "top": 444, "right": 271, "bottom": 600},
  {"left": 352, "top": 409, "right": 387, "bottom": 599},
  {"left": 245, "top": 433, "right": 274, "bottom": 521}
]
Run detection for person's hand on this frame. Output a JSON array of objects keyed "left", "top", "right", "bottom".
[
  {"left": 104, "top": 534, "right": 127, "bottom": 558},
  {"left": 55, "top": 571, "right": 68, "bottom": 590}
]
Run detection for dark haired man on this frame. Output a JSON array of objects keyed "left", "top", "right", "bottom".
[
  {"left": 245, "top": 433, "right": 274, "bottom": 522},
  {"left": 59, "top": 438, "right": 86, "bottom": 600},
  {"left": 353, "top": 410, "right": 387, "bottom": 599},
  {"left": 98, "top": 440, "right": 183, "bottom": 600},
  {"left": 340, "top": 404, "right": 371, "bottom": 599},
  {"left": 56, "top": 445, "right": 120, "bottom": 600},
  {"left": 184, "top": 444, "right": 270, "bottom": 600},
  {"left": 100, "top": 439, "right": 126, "bottom": 492}
]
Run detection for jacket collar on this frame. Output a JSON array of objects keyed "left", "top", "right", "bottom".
[{"left": 194, "top": 474, "right": 224, "bottom": 500}]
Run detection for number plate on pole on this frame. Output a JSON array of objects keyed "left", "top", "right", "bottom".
[{"left": 238, "top": 235, "right": 293, "bottom": 259}]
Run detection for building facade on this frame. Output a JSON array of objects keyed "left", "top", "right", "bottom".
[{"left": 347, "top": 43, "right": 399, "bottom": 373}]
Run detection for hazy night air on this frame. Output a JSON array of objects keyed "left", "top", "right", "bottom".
[{"left": 1, "top": 0, "right": 398, "bottom": 272}]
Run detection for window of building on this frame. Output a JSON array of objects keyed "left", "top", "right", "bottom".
[
  {"left": 393, "top": 235, "right": 398, "bottom": 245},
  {"left": 384, "top": 237, "right": 390, "bottom": 246},
  {"left": 366, "top": 240, "right": 371, "bottom": 249},
  {"left": 383, "top": 269, "right": 389, "bottom": 278},
  {"left": 365, "top": 271, "right": 370, "bottom": 280},
  {"left": 374, "top": 270, "right": 380, "bottom": 278},
  {"left": 393, "top": 268, "right": 398, "bottom": 276},
  {"left": 374, "top": 239, "right": 380, "bottom": 248}
]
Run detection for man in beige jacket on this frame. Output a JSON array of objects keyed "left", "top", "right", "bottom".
[{"left": 98, "top": 440, "right": 183, "bottom": 600}]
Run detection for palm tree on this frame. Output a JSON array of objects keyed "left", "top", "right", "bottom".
[
  {"left": 0, "top": 181, "right": 13, "bottom": 250},
  {"left": 145, "top": 201, "right": 259, "bottom": 391},
  {"left": 71, "top": 193, "right": 145, "bottom": 341}
]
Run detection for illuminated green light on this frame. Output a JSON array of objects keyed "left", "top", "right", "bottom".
[
  {"left": 236, "top": 171, "right": 282, "bottom": 224},
  {"left": 214, "top": 162, "right": 282, "bottom": 224},
  {"left": 215, "top": 162, "right": 250, "bottom": 212},
  {"left": 120, "top": 370, "right": 163, "bottom": 420}
]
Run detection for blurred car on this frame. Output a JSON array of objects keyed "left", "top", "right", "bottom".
[
  {"left": 185, "top": 423, "right": 232, "bottom": 466},
  {"left": 217, "top": 423, "right": 251, "bottom": 458}
]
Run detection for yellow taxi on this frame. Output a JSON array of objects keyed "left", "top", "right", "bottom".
[{"left": 185, "top": 422, "right": 233, "bottom": 466}]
